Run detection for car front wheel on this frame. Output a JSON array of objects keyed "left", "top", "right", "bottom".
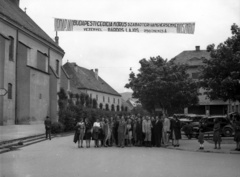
[{"left": 222, "top": 127, "right": 233, "bottom": 137}]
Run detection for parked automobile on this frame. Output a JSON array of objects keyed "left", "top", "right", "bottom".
[
  {"left": 174, "top": 114, "right": 206, "bottom": 139},
  {"left": 199, "top": 115, "right": 234, "bottom": 137},
  {"left": 181, "top": 119, "right": 201, "bottom": 139},
  {"left": 174, "top": 114, "right": 205, "bottom": 123}
]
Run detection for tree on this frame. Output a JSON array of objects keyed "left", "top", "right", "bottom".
[
  {"left": 58, "top": 88, "right": 68, "bottom": 110},
  {"left": 201, "top": 23, "right": 240, "bottom": 102},
  {"left": 92, "top": 98, "right": 98, "bottom": 109},
  {"left": 125, "top": 56, "right": 199, "bottom": 115},
  {"left": 75, "top": 93, "right": 80, "bottom": 105},
  {"left": 85, "top": 94, "right": 90, "bottom": 107},
  {"left": 80, "top": 93, "right": 85, "bottom": 106},
  {"left": 131, "top": 105, "right": 149, "bottom": 116}
]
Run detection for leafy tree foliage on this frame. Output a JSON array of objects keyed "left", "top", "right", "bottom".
[
  {"left": 125, "top": 56, "right": 199, "bottom": 115},
  {"left": 201, "top": 24, "right": 240, "bottom": 102}
]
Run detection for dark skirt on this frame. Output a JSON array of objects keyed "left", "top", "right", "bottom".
[
  {"left": 213, "top": 131, "right": 222, "bottom": 143},
  {"left": 98, "top": 129, "right": 104, "bottom": 140},
  {"left": 84, "top": 130, "right": 92, "bottom": 140},
  {"left": 92, "top": 131, "right": 99, "bottom": 140},
  {"left": 234, "top": 130, "right": 240, "bottom": 142},
  {"left": 173, "top": 128, "right": 181, "bottom": 140},
  {"left": 198, "top": 133, "right": 204, "bottom": 144}
]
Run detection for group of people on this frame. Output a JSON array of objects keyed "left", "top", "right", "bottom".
[
  {"left": 46, "top": 112, "right": 240, "bottom": 151},
  {"left": 73, "top": 114, "right": 182, "bottom": 148}
]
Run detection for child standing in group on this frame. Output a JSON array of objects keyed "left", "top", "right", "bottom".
[{"left": 198, "top": 128, "right": 204, "bottom": 150}]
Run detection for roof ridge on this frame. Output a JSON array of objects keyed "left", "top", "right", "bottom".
[{"left": 63, "top": 63, "right": 121, "bottom": 96}]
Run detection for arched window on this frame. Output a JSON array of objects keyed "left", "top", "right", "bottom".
[
  {"left": 117, "top": 105, "right": 120, "bottom": 112},
  {"left": 99, "top": 103, "right": 103, "bottom": 109},
  {"left": 105, "top": 104, "right": 109, "bottom": 111},
  {"left": 125, "top": 107, "right": 128, "bottom": 112},
  {"left": 8, "top": 83, "right": 12, "bottom": 99},
  {"left": 111, "top": 104, "right": 115, "bottom": 111}
]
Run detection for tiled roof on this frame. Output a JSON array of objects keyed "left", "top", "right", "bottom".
[
  {"left": 171, "top": 49, "right": 211, "bottom": 65},
  {"left": 0, "top": 0, "right": 64, "bottom": 53},
  {"left": 63, "top": 62, "right": 121, "bottom": 97}
]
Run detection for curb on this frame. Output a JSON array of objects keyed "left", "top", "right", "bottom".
[{"left": 164, "top": 146, "right": 240, "bottom": 154}]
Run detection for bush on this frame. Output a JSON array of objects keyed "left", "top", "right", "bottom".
[
  {"left": 59, "top": 107, "right": 78, "bottom": 132},
  {"left": 51, "top": 122, "right": 65, "bottom": 134}
]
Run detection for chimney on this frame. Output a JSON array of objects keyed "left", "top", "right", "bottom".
[
  {"left": 10, "top": 0, "right": 20, "bottom": 6},
  {"left": 195, "top": 46, "right": 200, "bottom": 51},
  {"left": 55, "top": 31, "right": 59, "bottom": 45},
  {"left": 95, "top": 69, "right": 99, "bottom": 80}
]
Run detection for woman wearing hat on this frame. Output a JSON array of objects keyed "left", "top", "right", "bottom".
[
  {"left": 85, "top": 118, "right": 92, "bottom": 148},
  {"left": 213, "top": 118, "right": 222, "bottom": 149},
  {"left": 172, "top": 115, "right": 181, "bottom": 147}
]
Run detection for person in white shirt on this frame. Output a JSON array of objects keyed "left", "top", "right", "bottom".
[{"left": 93, "top": 119, "right": 101, "bottom": 147}]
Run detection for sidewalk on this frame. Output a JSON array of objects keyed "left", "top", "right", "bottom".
[
  {"left": 165, "top": 137, "right": 240, "bottom": 154},
  {"left": 0, "top": 124, "right": 45, "bottom": 143}
]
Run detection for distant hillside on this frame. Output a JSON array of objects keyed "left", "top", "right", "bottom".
[{"left": 120, "top": 92, "right": 133, "bottom": 101}]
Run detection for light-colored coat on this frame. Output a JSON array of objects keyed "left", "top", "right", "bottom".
[
  {"left": 163, "top": 118, "right": 171, "bottom": 132},
  {"left": 142, "top": 119, "right": 152, "bottom": 133}
]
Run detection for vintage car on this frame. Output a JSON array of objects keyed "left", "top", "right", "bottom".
[{"left": 199, "top": 115, "right": 234, "bottom": 137}]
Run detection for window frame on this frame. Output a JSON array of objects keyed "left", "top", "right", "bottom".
[
  {"left": 8, "top": 83, "right": 12, "bottom": 99},
  {"left": 9, "top": 36, "right": 14, "bottom": 61},
  {"left": 56, "top": 59, "right": 59, "bottom": 75}
]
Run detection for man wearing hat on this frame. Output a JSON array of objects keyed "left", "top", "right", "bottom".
[{"left": 44, "top": 116, "right": 52, "bottom": 140}]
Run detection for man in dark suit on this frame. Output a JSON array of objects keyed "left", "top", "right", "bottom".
[
  {"left": 151, "top": 116, "right": 156, "bottom": 147},
  {"left": 44, "top": 116, "right": 52, "bottom": 140},
  {"left": 153, "top": 116, "right": 163, "bottom": 147}
]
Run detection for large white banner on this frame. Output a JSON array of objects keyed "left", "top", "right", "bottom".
[{"left": 54, "top": 18, "right": 195, "bottom": 34}]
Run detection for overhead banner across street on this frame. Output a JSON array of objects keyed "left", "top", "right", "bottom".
[{"left": 54, "top": 18, "right": 195, "bottom": 34}]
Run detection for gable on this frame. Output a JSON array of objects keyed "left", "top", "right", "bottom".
[{"left": 0, "top": 0, "right": 64, "bottom": 54}]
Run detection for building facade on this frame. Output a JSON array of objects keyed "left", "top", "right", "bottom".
[
  {"left": 172, "top": 46, "right": 233, "bottom": 116},
  {"left": 0, "top": 0, "right": 66, "bottom": 125},
  {"left": 62, "top": 62, "right": 122, "bottom": 111}
]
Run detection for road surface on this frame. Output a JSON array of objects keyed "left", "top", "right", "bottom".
[{"left": 0, "top": 135, "right": 239, "bottom": 177}]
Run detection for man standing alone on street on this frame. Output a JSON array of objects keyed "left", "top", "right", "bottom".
[{"left": 44, "top": 116, "right": 52, "bottom": 140}]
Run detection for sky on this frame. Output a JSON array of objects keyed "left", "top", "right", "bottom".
[{"left": 19, "top": 0, "right": 240, "bottom": 93}]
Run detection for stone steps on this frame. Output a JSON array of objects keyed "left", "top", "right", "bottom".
[{"left": 0, "top": 134, "right": 49, "bottom": 154}]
